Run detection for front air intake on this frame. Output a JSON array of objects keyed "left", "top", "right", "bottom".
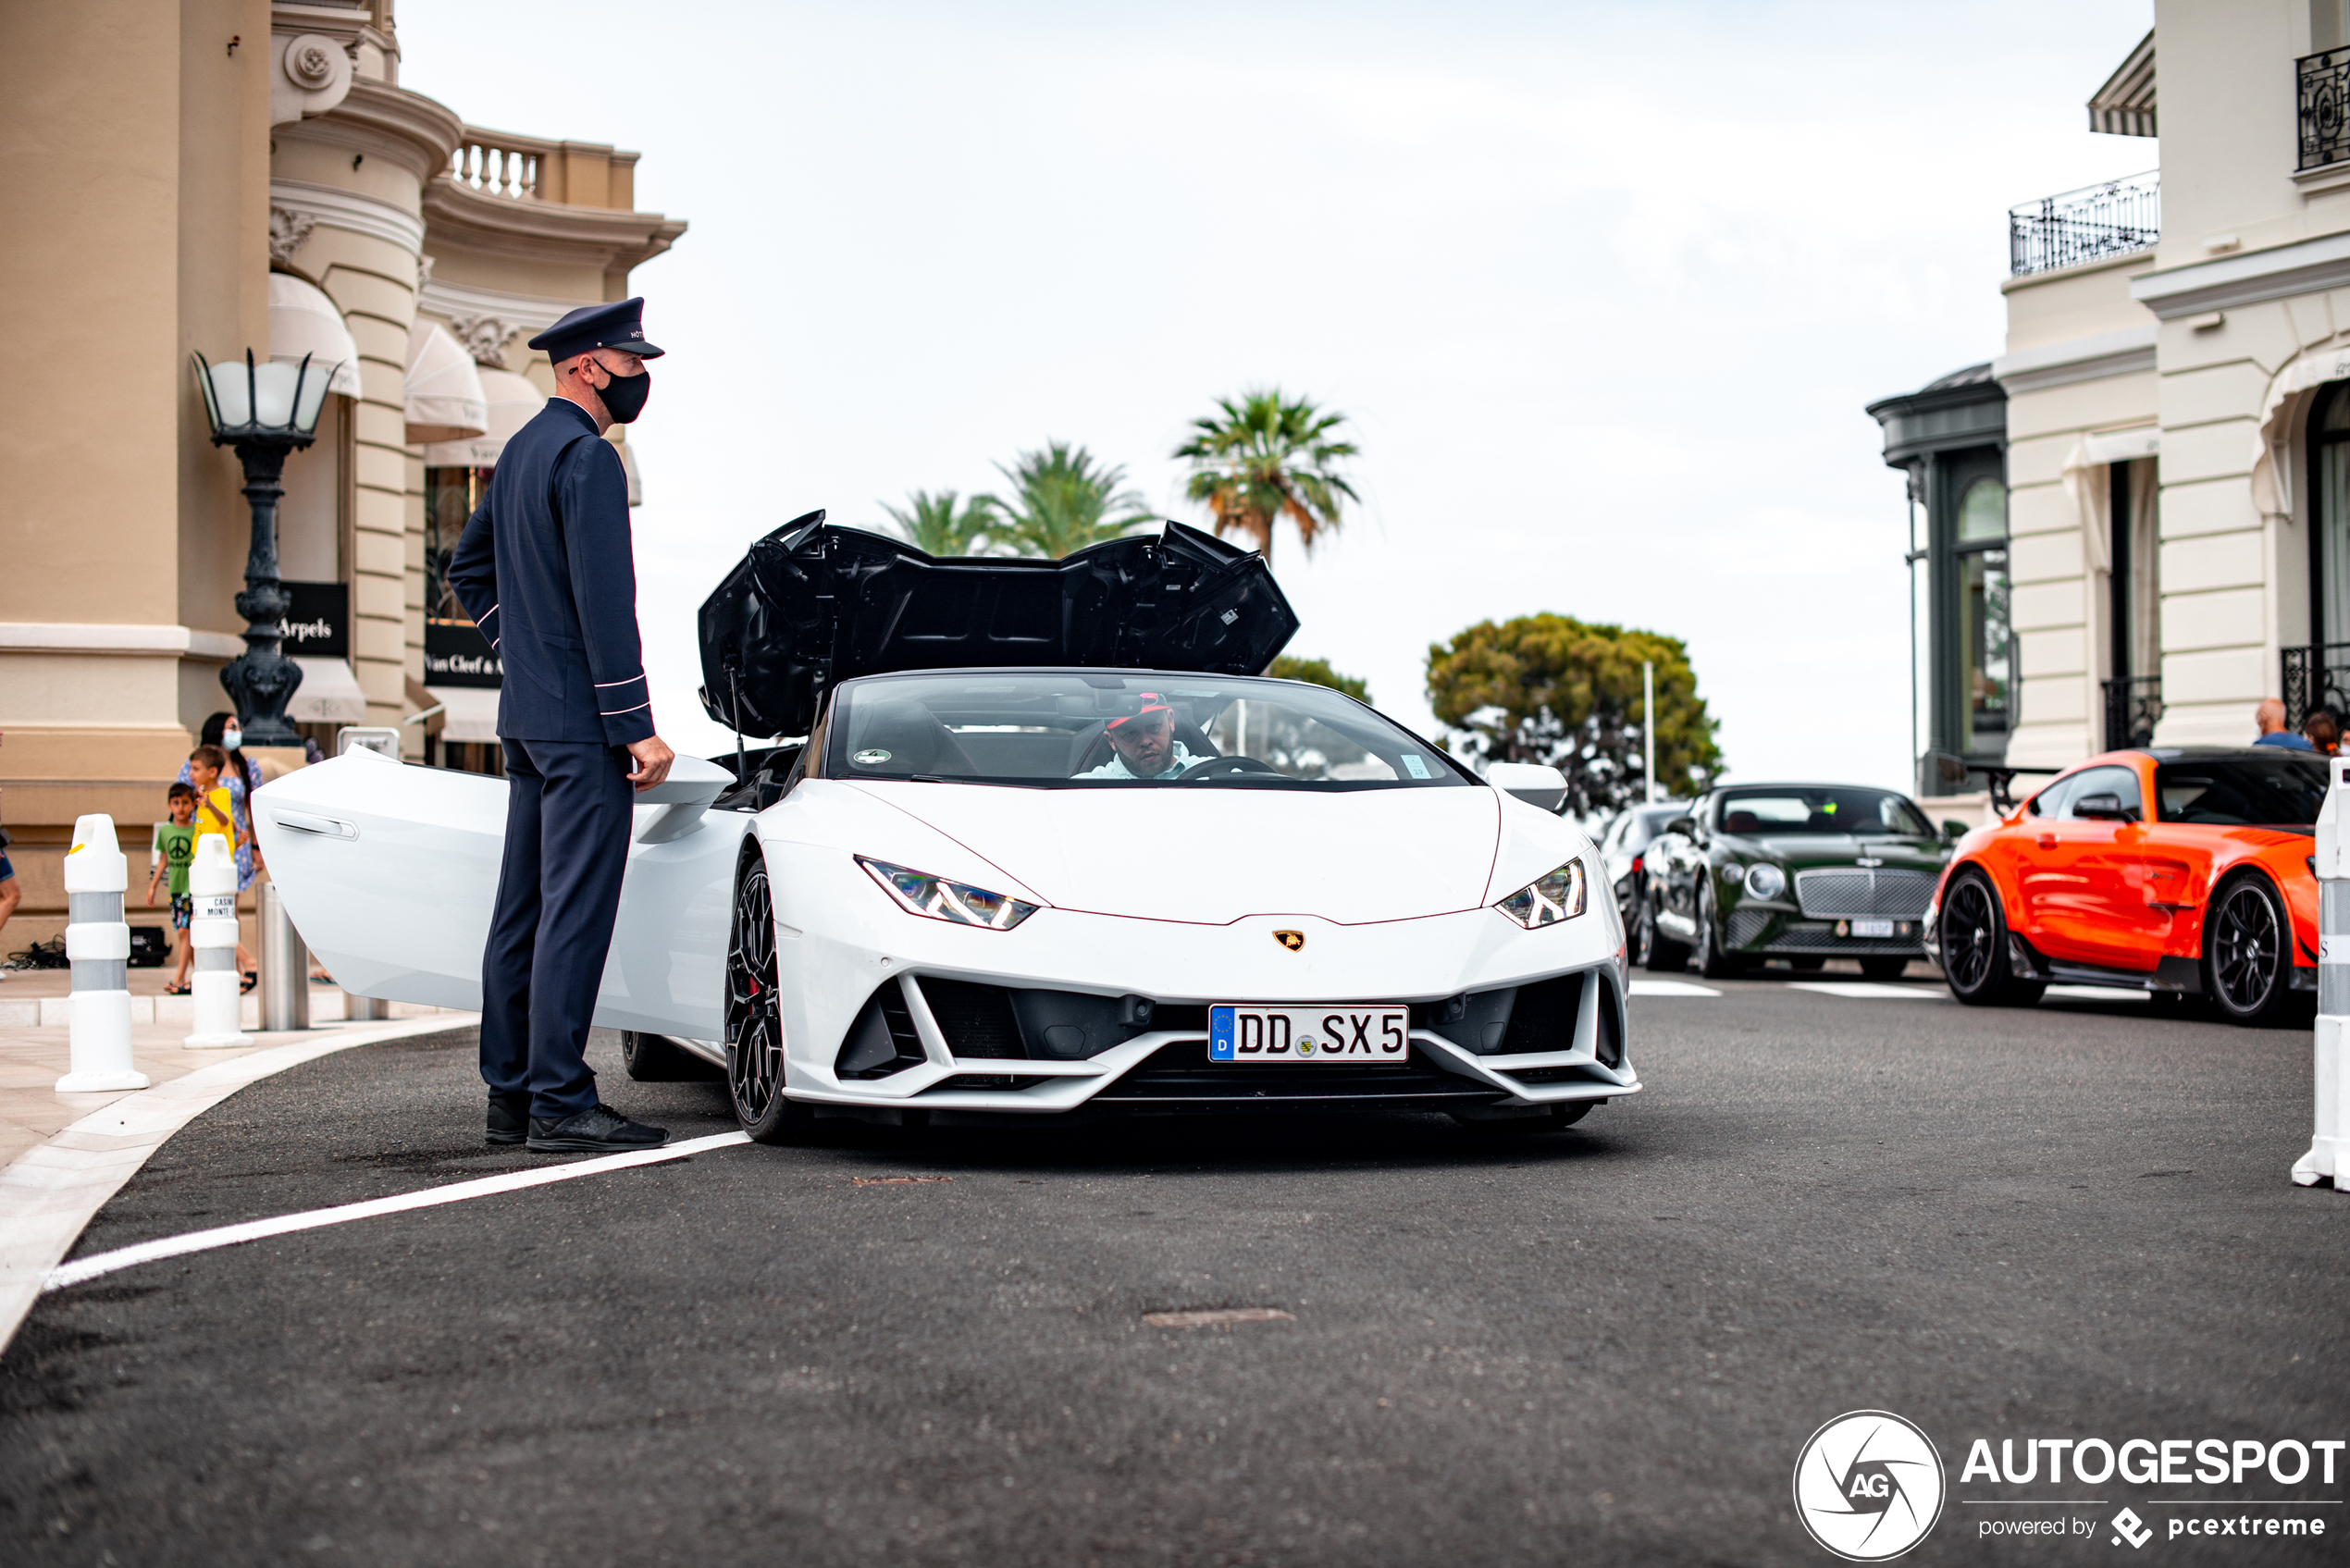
[
  {"left": 1498, "top": 972, "right": 1585, "bottom": 1055},
  {"left": 1593, "top": 975, "right": 1625, "bottom": 1068},
  {"left": 917, "top": 978, "right": 1025, "bottom": 1057},
  {"left": 835, "top": 982, "right": 928, "bottom": 1079}
]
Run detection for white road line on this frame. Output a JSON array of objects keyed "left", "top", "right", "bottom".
[
  {"left": 1786, "top": 982, "right": 1945, "bottom": 1000},
  {"left": 1627, "top": 980, "right": 1721, "bottom": 998},
  {"left": 0, "top": 1015, "right": 476, "bottom": 1356},
  {"left": 43, "top": 1130, "right": 752, "bottom": 1292}
]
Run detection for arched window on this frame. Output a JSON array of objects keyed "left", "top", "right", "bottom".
[{"left": 1955, "top": 476, "right": 2010, "bottom": 750}]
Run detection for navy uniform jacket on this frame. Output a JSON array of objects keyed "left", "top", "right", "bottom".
[{"left": 447, "top": 399, "right": 654, "bottom": 747}]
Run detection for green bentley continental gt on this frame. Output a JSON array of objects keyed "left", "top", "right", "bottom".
[{"left": 1637, "top": 784, "right": 1956, "bottom": 980}]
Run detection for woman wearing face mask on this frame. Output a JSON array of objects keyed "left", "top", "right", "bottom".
[{"left": 174, "top": 711, "right": 261, "bottom": 988}]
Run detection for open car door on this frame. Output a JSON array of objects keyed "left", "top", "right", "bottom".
[{"left": 251, "top": 747, "right": 747, "bottom": 1039}]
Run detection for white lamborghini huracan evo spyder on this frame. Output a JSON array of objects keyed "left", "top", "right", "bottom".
[{"left": 256, "top": 515, "right": 1639, "bottom": 1141}]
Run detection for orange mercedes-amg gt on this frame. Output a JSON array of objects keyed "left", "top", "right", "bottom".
[{"left": 1924, "top": 747, "right": 2328, "bottom": 1025}]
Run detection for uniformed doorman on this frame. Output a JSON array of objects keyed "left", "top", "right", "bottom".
[{"left": 449, "top": 297, "right": 678, "bottom": 1154}]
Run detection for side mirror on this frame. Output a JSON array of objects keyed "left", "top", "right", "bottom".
[
  {"left": 1940, "top": 819, "right": 1971, "bottom": 841},
  {"left": 1664, "top": 816, "right": 1697, "bottom": 837},
  {"left": 1486, "top": 761, "right": 1567, "bottom": 812},
  {"left": 2071, "top": 792, "right": 2135, "bottom": 822},
  {"left": 633, "top": 754, "right": 737, "bottom": 844}
]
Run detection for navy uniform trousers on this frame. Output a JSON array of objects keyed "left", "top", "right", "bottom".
[{"left": 480, "top": 736, "right": 634, "bottom": 1120}]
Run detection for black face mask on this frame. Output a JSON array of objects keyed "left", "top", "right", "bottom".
[{"left": 597, "top": 364, "right": 651, "bottom": 423}]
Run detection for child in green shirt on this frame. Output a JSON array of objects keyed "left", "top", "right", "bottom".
[{"left": 147, "top": 782, "right": 198, "bottom": 994}]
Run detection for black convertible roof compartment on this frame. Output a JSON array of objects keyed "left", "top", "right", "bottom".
[{"left": 698, "top": 512, "right": 1300, "bottom": 736}]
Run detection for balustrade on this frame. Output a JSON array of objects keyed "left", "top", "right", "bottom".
[
  {"left": 451, "top": 131, "right": 550, "bottom": 200},
  {"left": 2301, "top": 49, "right": 2350, "bottom": 170},
  {"left": 2008, "top": 171, "right": 2159, "bottom": 278},
  {"left": 2284, "top": 644, "right": 2350, "bottom": 727}
]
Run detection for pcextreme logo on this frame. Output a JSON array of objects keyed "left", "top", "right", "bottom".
[{"left": 1794, "top": 1410, "right": 1948, "bottom": 1561}]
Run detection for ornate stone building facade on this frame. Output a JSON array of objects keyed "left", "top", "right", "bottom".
[
  {"left": 1874, "top": 2, "right": 2350, "bottom": 800},
  {"left": 0, "top": 0, "right": 686, "bottom": 947}
]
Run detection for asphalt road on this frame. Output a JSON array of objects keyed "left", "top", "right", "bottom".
[{"left": 2, "top": 970, "right": 2344, "bottom": 1566}]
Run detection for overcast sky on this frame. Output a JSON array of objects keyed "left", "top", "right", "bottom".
[{"left": 402, "top": 0, "right": 2154, "bottom": 791}]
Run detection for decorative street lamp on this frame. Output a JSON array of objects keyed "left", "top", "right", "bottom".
[{"left": 192, "top": 350, "right": 338, "bottom": 747}]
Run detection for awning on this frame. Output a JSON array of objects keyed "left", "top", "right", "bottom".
[
  {"left": 266, "top": 274, "right": 364, "bottom": 399},
  {"left": 2252, "top": 341, "right": 2350, "bottom": 517},
  {"left": 288, "top": 656, "right": 369, "bottom": 723},
  {"left": 403, "top": 321, "right": 489, "bottom": 444},
  {"left": 419, "top": 367, "right": 545, "bottom": 468},
  {"left": 2059, "top": 426, "right": 2160, "bottom": 573},
  {"left": 426, "top": 685, "right": 501, "bottom": 743}
]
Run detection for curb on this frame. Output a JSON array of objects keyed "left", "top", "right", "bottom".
[
  {"left": 0, "top": 1014, "right": 478, "bottom": 1356},
  {"left": 0, "top": 991, "right": 380, "bottom": 1030}
]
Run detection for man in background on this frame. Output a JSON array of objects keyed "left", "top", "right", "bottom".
[{"left": 2254, "top": 698, "right": 2315, "bottom": 750}]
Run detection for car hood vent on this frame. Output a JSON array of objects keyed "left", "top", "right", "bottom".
[{"left": 697, "top": 512, "right": 1300, "bottom": 737}]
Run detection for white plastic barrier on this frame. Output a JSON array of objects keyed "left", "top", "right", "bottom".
[
  {"left": 183, "top": 831, "right": 245, "bottom": 1048},
  {"left": 55, "top": 815, "right": 150, "bottom": 1093},
  {"left": 2295, "top": 755, "right": 2350, "bottom": 1189}
]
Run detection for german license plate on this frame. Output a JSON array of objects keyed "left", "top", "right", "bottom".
[
  {"left": 1208, "top": 1004, "right": 1410, "bottom": 1063},
  {"left": 1851, "top": 919, "right": 1895, "bottom": 939}
]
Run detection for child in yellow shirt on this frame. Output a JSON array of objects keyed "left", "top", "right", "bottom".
[{"left": 186, "top": 745, "right": 255, "bottom": 987}]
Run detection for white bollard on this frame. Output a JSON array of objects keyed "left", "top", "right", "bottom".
[
  {"left": 55, "top": 815, "right": 149, "bottom": 1093},
  {"left": 2294, "top": 755, "right": 2350, "bottom": 1188},
  {"left": 182, "top": 831, "right": 245, "bottom": 1048}
]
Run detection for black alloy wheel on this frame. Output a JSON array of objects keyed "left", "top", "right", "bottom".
[
  {"left": 725, "top": 853, "right": 812, "bottom": 1143},
  {"left": 2204, "top": 873, "right": 2296, "bottom": 1026},
  {"left": 1937, "top": 869, "right": 2042, "bottom": 1007},
  {"left": 1695, "top": 880, "right": 1745, "bottom": 980},
  {"left": 1640, "top": 893, "right": 1688, "bottom": 971}
]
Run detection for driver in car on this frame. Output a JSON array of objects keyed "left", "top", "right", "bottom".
[{"left": 1079, "top": 693, "right": 1201, "bottom": 780}]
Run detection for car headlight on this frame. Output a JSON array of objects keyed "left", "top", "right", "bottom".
[
  {"left": 1494, "top": 860, "right": 1588, "bottom": 929},
  {"left": 1743, "top": 863, "right": 1786, "bottom": 900},
  {"left": 857, "top": 856, "right": 1038, "bottom": 930}
]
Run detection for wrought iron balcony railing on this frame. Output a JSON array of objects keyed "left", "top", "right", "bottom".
[
  {"left": 2101, "top": 675, "right": 2162, "bottom": 752},
  {"left": 2008, "top": 172, "right": 2159, "bottom": 278},
  {"left": 2301, "top": 49, "right": 2350, "bottom": 170},
  {"left": 2282, "top": 643, "right": 2350, "bottom": 726}
]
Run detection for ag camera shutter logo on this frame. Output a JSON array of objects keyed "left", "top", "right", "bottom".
[{"left": 1793, "top": 1410, "right": 1947, "bottom": 1561}]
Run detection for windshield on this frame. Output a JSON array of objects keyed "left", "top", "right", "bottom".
[
  {"left": 1617, "top": 804, "right": 1688, "bottom": 851},
  {"left": 1713, "top": 787, "right": 1935, "bottom": 837},
  {"left": 827, "top": 671, "right": 1471, "bottom": 790},
  {"left": 2153, "top": 755, "right": 2329, "bottom": 826}
]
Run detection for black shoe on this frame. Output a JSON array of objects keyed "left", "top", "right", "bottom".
[
  {"left": 487, "top": 1094, "right": 530, "bottom": 1146},
  {"left": 526, "top": 1104, "right": 670, "bottom": 1154}
]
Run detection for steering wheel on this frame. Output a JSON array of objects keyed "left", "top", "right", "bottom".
[{"left": 1178, "top": 756, "right": 1283, "bottom": 782}]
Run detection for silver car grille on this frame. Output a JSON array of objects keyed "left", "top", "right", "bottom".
[{"left": 1794, "top": 869, "right": 1936, "bottom": 920}]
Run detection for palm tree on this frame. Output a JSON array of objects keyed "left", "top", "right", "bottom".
[
  {"left": 985, "top": 441, "right": 1157, "bottom": 559},
  {"left": 878, "top": 489, "right": 999, "bottom": 557},
  {"left": 1173, "top": 389, "right": 1359, "bottom": 565}
]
